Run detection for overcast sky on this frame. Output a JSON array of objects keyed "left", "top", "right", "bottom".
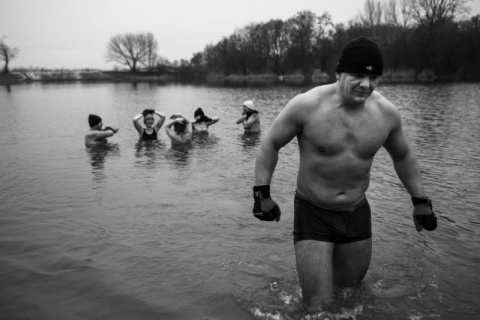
[{"left": 1, "top": 0, "right": 479, "bottom": 70}]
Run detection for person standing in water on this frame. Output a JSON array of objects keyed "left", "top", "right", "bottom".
[
  {"left": 236, "top": 100, "right": 260, "bottom": 133},
  {"left": 85, "top": 114, "right": 119, "bottom": 147},
  {"left": 251, "top": 37, "right": 437, "bottom": 313},
  {"left": 132, "top": 109, "right": 166, "bottom": 140},
  {"left": 191, "top": 108, "right": 220, "bottom": 134},
  {"left": 165, "top": 113, "right": 192, "bottom": 145}
]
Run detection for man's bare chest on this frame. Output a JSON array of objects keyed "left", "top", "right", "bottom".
[{"left": 301, "top": 112, "right": 389, "bottom": 157}]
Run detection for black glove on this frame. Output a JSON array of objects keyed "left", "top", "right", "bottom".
[
  {"left": 412, "top": 197, "right": 437, "bottom": 231},
  {"left": 143, "top": 109, "right": 155, "bottom": 116},
  {"left": 252, "top": 185, "right": 281, "bottom": 222},
  {"left": 103, "top": 126, "right": 115, "bottom": 132}
]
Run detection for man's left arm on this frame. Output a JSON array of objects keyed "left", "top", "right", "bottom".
[{"left": 383, "top": 109, "right": 437, "bottom": 232}]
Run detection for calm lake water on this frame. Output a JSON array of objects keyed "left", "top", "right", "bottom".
[{"left": 0, "top": 81, "right": 479, "bottom": 320}]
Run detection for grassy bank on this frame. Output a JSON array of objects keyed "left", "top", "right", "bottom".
[
  {"left": 1, "top": 68, "right": 475, "bottom": 85},
  {"left": 0, "top": 70, "right": 176, "bottom": 84}
]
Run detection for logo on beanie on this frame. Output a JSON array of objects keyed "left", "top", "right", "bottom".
[{"left": 334, "top": 38, "right": 383, "bottom": 76}]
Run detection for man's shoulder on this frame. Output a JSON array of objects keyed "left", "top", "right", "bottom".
[
  {"left": 298, "top": 83, "right": 334, "bottom": 98},
  {"left": 287, "top": 83, "right": 335, "bottom": 111},
  {"left": 368, "top": 91, "right": 402, "bottom": 128},
  {"left": 370, "top": 91, "right": 398, "bottom": 114}
]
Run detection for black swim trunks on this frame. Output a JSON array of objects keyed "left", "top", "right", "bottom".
[{"left": 293, "top": 192, "right": 372, "bottom": 244}]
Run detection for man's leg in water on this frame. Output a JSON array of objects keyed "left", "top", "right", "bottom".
[
  {"left": 295, "top": 240, "right": 334, "bottom": 312},
  {"left": 295, "top": 238, "right": 372, "bottom": 312},
  {"left": 333, "top": 238, "right": 372, "bottom": 287}
]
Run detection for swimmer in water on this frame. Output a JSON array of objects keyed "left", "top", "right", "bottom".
[
  {"left": 165, "top": 113, "right": 192, "bottom": 145},
  {"left": 132, "top": 109, "right": 166, "bottom": 140},
  {"left": 191, "top": 108, "right": 219, "bottom": 134},
  {"left": 236, "top": 100, "right": 261, "bottom": 133},
  {"left": 85, "top": 114, "right": 119, "bottom": 147}
]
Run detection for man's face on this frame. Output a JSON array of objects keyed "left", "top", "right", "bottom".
[{"left": 337, "top": 72, "right": 379, "bottom": 104}]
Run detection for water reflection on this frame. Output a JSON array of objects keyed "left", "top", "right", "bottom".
[
  {"left": 239, "top": 132, "right": 262, "bottom": 150},
  {"left": 192, "top": 132, "right": 219, "bottom": 149},
  {"left": 165, "top": 144, "right": 192, "bottom": 167},
  {"left": 409, "top": 85, "right": 454, "bottom": 146},
  {"left": 134, "top": 140, "right": 167, "bottom": 169},
  {"left": 2, "top": 82, "right": 480, "bottom": 320},
  {"left": 86, "top": 143, "right": 120, "bottom": 184}
]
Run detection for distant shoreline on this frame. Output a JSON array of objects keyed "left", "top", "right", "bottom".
[{"left": 0, "top": 69, "right": 478, "bottom": 85}]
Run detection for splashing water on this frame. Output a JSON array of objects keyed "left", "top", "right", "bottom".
[{"left": 251, "top": 305, "right": 364, "bottom": 320}]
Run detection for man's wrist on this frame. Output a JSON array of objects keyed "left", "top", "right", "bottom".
[
  {"left": 411, "top": 196, "right": 431, "bottom": 206},
  {"left": 253, "top": 185, "right": 270, "bottom": 198}
]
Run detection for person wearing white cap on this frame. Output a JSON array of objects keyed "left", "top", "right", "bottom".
[{"left": 236, "top": 100, "right": 260, "bottom": 133}]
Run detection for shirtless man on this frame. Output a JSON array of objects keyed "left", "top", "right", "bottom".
[
  {"left": 85, "top": 114, "right": 119, "bottom": 147},
  {"left": 236, "top": 100, "right": 261, "bottom": 133},
  {"left": 252, "top": 37, "right": 437, "bottom": 313},
  {"left": 165, "top": 113, "right": 192, "bottom": 145}
]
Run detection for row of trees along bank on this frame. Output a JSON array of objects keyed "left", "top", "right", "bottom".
[
  {"left": 187, "top": 0, "right": 480, "bottom": 81},
  {"left": 105, "top": 0, "right": 480, "bottom": 81},
  {"left": 2, "top": 0, "right": 479, "bottom": 82}
]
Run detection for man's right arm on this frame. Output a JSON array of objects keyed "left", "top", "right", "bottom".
[
  {"left": 255, "top": 95, "right": 305, "bottom": 185},
  {"left": 252, "top": 95, "right": 305, "bottom": 222}
]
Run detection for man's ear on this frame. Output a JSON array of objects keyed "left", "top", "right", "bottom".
[{"left": 335, "top": 72, "right": 341, "bottom": 81}]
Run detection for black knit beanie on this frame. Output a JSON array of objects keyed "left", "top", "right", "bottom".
[
  {"left": 88, "top": 114, "right": 102, "bottom": 127},
  {"left": 194, "top": 108, "right": 205, "bottom": 118},
  {"left": 335, "top": 37, "right": 383, "bottom": 76}
]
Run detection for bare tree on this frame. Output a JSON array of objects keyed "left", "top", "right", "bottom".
[
  {"left": 144, "top": 32, "right": 158, "bottom": 71},
  {"left": 384, "top": 0, "right": 414, "bottom": 27},
  {"left": 190, "top": 52, "right": 205, "bottom": 68},
  {"left": 384, "top": 0, "right": 399, "bottom": 25},
  {"left": 361, "top": 0, "right": 384, "bottom": 27},
  {"left": 399, "top": 0, "right": 415, "bottom": 27},
  {"left": 106, "top": 32, "right": 158, "bottom": 72},
  {"left": 0, "top": 37, "right": 20, "bottom": 73},
  {"left": 410, "top": 0, "right": 471, "bottom": 27},
  {"left": 264, "top": 19, "right": 290, "bottom": 75}
]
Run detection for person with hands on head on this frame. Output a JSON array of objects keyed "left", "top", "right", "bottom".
[
  {"left": 236, "top": 100, "right": 261, "bottom": 133},
  {"left": 165, "top": 113, "right": 192, "bottom": 145},
  {"left": 85, "top": 114, "right": 119, "bottom": 147},
  {"left": 133, "top": 109, "right": 166, "bottom": 140},
  {"left": 252, "top": 37, "right": 436, "bottom": 314}
]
